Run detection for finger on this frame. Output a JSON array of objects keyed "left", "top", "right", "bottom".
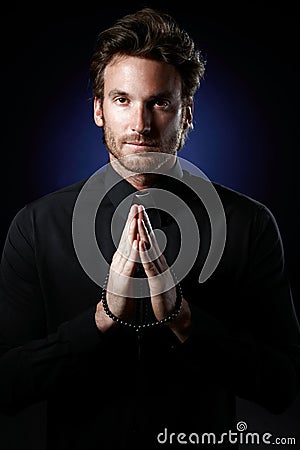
[
  {"left": 139, "top": 240, "right": 174, "bottom": 295},
  {"left": 137, "top": 217, "right": 161, "bottom": 266},
  {"left": 112, "top": 205, "right": 139, "bottom": 274},
  {"left": 137, "top": 217, "right": 151, "bottom": 249},
  {"left": 111, "top": 238, "right": 139, "bottom": 279},
  {"left": 138, "top": 226, "right": 168, "bottom": 277},
  {"left": 117, "top": 205, "right": 138, "bottom": 260},
  {"left": 138, "top": 205, "right": 153, "bottom": 237},
  {"left": 122, "top": 238, "right": 139, "bottom": 276},
  {"left": 138, "top": 239, "right": 159, "bottom": 275},
  {"left": 113, "top": 220, "right": 137, "bottom": 274},
  {"left": 119, "top": 204, "right": 138, "bottom": 244},
  {"left": 137, "top": 206, "right": 168, "bottom": 270},
  {"left": 125, "top": 204, "right": 139, "bottom": 243}
]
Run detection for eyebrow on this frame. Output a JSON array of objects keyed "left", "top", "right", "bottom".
[
  {"left": 108, "top": 90, "right": 127, "bottom": 99},
  {"left": 107, "top": 89, "right": 178, "bottom": 100}
]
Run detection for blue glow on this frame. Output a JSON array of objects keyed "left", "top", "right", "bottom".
[{"left": 30, "top": 59, "right": 272, "bottom": 201}]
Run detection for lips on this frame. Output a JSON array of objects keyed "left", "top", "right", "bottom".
[
  {"left": 125, "top": 142, "right": 156, "bottom": 147},
  {"left": 124, "top": 142, "right": 159, "bottom": 153}
]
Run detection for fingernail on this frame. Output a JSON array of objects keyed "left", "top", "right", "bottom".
[{"left": 144, "top": 241, "right": 150, "bottom": 250}]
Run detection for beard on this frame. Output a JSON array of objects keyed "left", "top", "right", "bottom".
[{"left": 101, "top": 118, "right": 188, "bottom": 175}]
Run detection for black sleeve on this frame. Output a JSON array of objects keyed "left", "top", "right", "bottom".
[
  {"left": 0, "top": 207, "right": 125, "bottom": 416},
  {"left": 170, "top": 204, "right": 300, "bottom": 414}
]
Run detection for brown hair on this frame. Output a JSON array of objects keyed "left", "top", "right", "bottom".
[{"left": 89, "top": 8, "right": 206, "bottom": 104}]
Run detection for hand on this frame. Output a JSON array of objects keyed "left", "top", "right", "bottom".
[
  {"left": 137, "top": 204, "right": 177, "bottom": 320},
  {"left": 95, "top": 205, "right": 139, "bottom": 331},
  {"left": 137, "top": 205, "right": 191, "bottom": 341},
  {"left": 95, "top": 203, "right": 191, "bottom": 341}
]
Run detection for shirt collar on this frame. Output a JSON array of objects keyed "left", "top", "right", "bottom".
[{"left": 103, "top": 157, "right": 183, "bottom": 214}]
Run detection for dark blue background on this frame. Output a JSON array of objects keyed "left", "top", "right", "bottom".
[
  {"left": 2, "top": 5, "right": 298, "bottom": 310},
  {"left": 1, "top": 3, "right": 299, "bottom": 449}
]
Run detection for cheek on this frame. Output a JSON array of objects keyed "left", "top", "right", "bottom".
[
  {"left": 159, "top": 114, "right": 183, "bottom": 135},
  {"left": 103, "top": 106, "right": 129, "bottom": 131}
]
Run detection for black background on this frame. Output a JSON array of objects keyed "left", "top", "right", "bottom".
[{"left": 0, "top": 2, "right": 299, "bottom": 448}]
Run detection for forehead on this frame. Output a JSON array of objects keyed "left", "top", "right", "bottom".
[{"left": 103, "top": 55, "right": 182, "bottom": 98}]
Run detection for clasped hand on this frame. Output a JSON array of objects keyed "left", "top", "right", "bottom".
[
  {"left": 107, "top": 204, "right": 176, "bottom": 321},
  {"left": 96, "top": 204, "right": 191, "bottom": 341}
]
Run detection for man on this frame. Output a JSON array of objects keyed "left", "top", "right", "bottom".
[{"left": 0, "top": 7, "right": 299, "bottom": 450}]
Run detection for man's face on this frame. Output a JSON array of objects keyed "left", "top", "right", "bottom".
[{"left": 94, "top": 55, "right": 192, "bottom": 173}]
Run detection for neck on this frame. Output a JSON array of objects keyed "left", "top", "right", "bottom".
[
  {"left": 109, "top": 153, "right": 177, "bottom": 190},
  {"left": 125, "top": 173, "right": 159, "bottom": 190}
]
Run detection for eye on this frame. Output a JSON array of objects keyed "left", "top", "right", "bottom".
[
  {"left": 153, "top": 98, "right": 169, "bottom": 108},
  {"left": 148, "top": 98, "right": 171, "bottom": 110},
  {"left": 115, "top": 97, "right": 129, "bottom": 105}
]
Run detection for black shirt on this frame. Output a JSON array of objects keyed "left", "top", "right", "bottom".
[{"left": 0, "top": 162, "right": 299, "bottom": 449}]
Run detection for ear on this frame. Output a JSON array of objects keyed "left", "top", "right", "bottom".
[
  {"left": 94, "top": 97, "right": 104, "bottom": 127},
  {"left": 183, "top": 98, "right": 194, "bottom": 130}
]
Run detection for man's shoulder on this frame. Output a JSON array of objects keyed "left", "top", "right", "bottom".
[
  {"left": 12, "top": 174, "right": 107, "bottom": 227},
  {"left": 214, "top": 181, "right": 267, "bottom": 212},
  {"left": 182, "top": 169, "right": 271, "bottom": 217},
  {"left": 29, "top": 172, "right": 107, "bottom": 209},
  {"left": 183, "top": 169, "right": 264, "bottom": 206},
  {"left": 26, "top": 178, "right": 89, "bottom": 212}
]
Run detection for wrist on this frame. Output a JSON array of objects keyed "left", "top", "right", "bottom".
[
  {"left": 95, "top": 302, "right": 117, "bottom": 332},
  {"left": 167, "top": 298, "right": 192, "bottom": 343}
]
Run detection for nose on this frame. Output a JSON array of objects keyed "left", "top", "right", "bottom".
[{"left": 131, "top": 104, "right": 151, "bottom": 134}]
